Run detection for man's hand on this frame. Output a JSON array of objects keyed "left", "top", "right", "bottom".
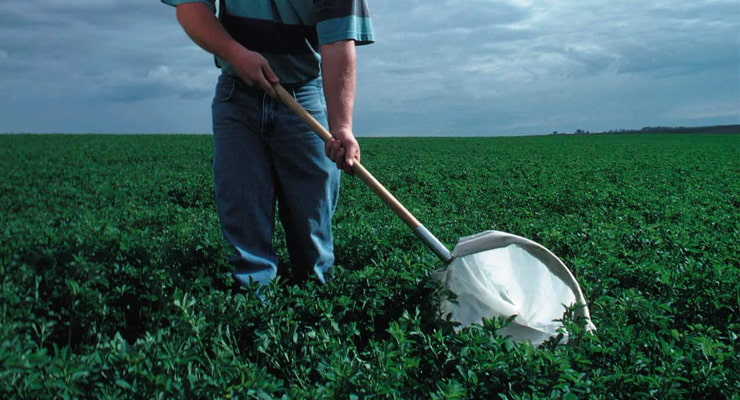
[
  {"left": 229, "top": 48, "right": 279, "bottom": 98},
  {"left": 175, "top": 2, "right": 279, "bottom": 97},
  {"left": 325, "top": 129, "right": 360, "bottom": 174}
]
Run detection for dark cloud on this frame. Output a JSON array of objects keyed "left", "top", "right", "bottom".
[
  {"left": 0, "top": 0, "right": 737, "bottom": 135},
  {"left": 0, "top": 0, "right": 215, "bottom": 105},
  {"left": 355, "top": 0, "right": 739, "bottom": 135},
  {"left": 371, "top": 0, "right": 529, "bottom": 33}
]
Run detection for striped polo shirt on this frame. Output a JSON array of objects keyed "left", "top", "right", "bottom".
[{"left": 162, "top": 0, "right": 375, "bottom": 85}]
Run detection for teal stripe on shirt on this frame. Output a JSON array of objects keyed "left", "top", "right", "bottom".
[
  {"left": 225, "top": 1, "right": 314, "bottom": 25},
  {"left": 161, "top": 0, "right": 216, "bottom": 13},
  {"left": 162, "top": 0, "right": 375, "bottom": 84},
  {"left": 317, "top": 15, "right": 374, "bottom": 46}
]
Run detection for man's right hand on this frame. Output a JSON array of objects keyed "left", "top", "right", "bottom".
[{"left": 229, "top": 47, "right": 280, "bottom": 98}]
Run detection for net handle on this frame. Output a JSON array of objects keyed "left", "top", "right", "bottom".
[{"left": 274, "top": 83, "right": 453, "bottom": 262}]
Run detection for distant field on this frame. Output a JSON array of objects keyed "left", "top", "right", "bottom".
[{"left": 1, "top": 133, "right": 738, "bottom": 399}]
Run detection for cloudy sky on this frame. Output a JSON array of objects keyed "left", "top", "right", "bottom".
[{"left": 1, "top": 0, "right": 738, "bottom": 136}]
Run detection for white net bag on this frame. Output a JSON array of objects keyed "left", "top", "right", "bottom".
[
  {"left": 433, "top": 231, "right": 596, "bottom": 346},
  {"left": 274, "top": 89, "right": 596, "bottom": 346}
]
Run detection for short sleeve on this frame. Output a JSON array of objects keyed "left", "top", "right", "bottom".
[
  {"left": 160, "top": 0, "right": 216, "bottom": 13},
  {"left": 314, "top": 0, "right": 375, "bottom": 46}
]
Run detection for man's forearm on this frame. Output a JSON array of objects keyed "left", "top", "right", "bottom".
[
  {"left": 175, "top": 3, "right": 244, "bottom": 66},
  {"left": 174, "top": 2, "right": 279, "bottom": 94},
  {"left": 321, "top": 40, "right": 357, "bottom": 134}
]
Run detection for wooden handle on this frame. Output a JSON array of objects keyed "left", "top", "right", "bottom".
[{"left": 274, "top": 83, "right": 421, "bottom": 229}]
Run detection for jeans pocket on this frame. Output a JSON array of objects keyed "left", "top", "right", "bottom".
[
  {"left": 212, "top": 75, "right": 236, "bottom": 105},
  {"left": 294, "top": 80, "right": 326, "bottom": 113}
]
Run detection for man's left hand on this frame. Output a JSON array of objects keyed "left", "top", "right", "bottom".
[{"left": 325, "top": 129, "right": 360, "bottom": 174}]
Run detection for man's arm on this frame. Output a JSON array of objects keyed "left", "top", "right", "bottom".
[
  {"left": 321, "top": 40, "right": 360, "bottom": 174},
  {"left": 174, "top": 2, "right": 279, "bottom": 97}
]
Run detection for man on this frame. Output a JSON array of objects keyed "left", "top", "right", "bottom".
[{"left": 161, "top": 0, "right": 374, "bottom": 288}]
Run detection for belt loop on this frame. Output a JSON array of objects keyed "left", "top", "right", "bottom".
[{"left": 260, "top": 91, "right": 269, "bottom": 139}]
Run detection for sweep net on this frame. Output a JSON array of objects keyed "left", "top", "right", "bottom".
[{"left": 432, "top": 231, "right": 595, "bottom": 346}]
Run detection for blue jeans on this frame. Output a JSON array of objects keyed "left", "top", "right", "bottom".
[{"left": 211, "top": 73, "right": 340, "bottom": 286}]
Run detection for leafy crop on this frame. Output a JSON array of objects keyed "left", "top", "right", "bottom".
[{"left": 0, "top": 133, "right": 737, "bottom": 399}]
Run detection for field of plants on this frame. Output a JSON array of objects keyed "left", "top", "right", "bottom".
[{"left": 0, "top": 133, "right": 737, "bottom": 399}]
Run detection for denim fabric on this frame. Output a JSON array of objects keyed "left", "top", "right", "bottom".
[{"left": 211, "top": 73, "right": 340, "bottom": 286}]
